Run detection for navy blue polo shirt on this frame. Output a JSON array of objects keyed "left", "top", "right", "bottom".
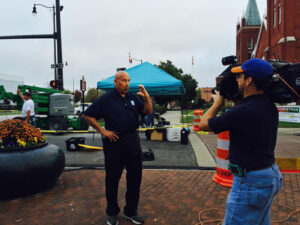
[
  {"left": 208, "top": 94, "right": 278, "bottom": 169},
  {"left": 83, "top": 88, "right": 145, "bottom": 134}
]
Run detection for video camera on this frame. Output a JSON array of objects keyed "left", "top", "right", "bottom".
[{"left": 214, "top": 55, "right": 300, "bottom": 103}]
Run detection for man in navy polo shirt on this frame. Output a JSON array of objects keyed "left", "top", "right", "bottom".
[
  {"left": 83, "top": 71, "right": 152, "bottom": 225},
  {"left": 199, "top": 58, "right": 282, "bottom": 225}
]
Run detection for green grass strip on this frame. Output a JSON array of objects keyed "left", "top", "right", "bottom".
[{"left": 278, "top": 121, "right": 300, "bottom": 128}]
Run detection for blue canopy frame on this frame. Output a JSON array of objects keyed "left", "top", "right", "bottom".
[{"left": 97, "top": 62, "right": 185, "bottom": 96}]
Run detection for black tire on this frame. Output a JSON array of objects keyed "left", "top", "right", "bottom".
[
  {"left": 48, "top": 117, "right": 68, "bottom": 130},
  {"left": 79, "top": 116, "right": 89, "bottom": 130}
]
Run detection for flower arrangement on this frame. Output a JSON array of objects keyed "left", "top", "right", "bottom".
[{"left": 0, "top": 119, "right": 46, "bottom": 151}]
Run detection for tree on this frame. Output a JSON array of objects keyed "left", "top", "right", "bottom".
[
  {"left": 156, "top": 60, "right": 198, "bottom": 108},
  {"left": 155, "top": 61, "right": 183, "bottom": 106},
  {"left": 193, "top": 88, "right": 206, "bottom": 108},
  {"left": 195, "top": 88, "right": 202, "bottom": 102},
  {"left": 73, "top": 90, "right": 82, "bottom": 103},
  {"left": 63, "top": 89, "right": 72, "bottom": 94},
  {"left": 85, "top": 88, "right": 103, "bottom": 102},
  {"left": 180, "top": 74, "right": 198, "bottom": 107},
  {"left": 157, "top": 60, "right": 183, "bottom": 80}
]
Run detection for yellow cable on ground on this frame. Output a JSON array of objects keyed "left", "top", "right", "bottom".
[
  {"left": 271, "top": 195, "right": 300, "bottom": 224},
  {"left": 194, "top": 208, "right": 224, "bottom": 225},
  {"left": 197, "top": 131, "right": 210, "bottom": 135},
  {"left": 77, "top": 144, "right": 103, "bottom": 150},
  {"left": 41, "top": 123, "right": 201, "bottom": 134}
]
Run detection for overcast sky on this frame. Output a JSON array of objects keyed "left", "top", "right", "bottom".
[{"left": 0, "top": 0, "right": 266, "bottom": 91}]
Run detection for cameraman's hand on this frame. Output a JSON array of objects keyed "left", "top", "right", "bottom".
[
  {"left": 212, "top": 90, "right": 224, "bottom": 107},
  {"left": 199, "top": 90, "right": 224, "bottom": 132}
]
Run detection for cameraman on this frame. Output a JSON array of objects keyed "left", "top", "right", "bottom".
[{"left": 199, "top": 58, "right": 282, "bottom": 225}]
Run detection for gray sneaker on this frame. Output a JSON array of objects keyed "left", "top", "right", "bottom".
[
  {"left": 107, "top": 215, "right": 118, "bottom": 225},
  {"left": 123, "top": 214, "right": 145, "bottom": 224}
]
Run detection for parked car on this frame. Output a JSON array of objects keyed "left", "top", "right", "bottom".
[{"left": 74, "top": 103, "right": 92, "bottom": 115}]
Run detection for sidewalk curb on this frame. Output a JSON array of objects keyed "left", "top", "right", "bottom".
[
  {"left": 189, "top": 133, "right": 216, "bottom": 167},
  {"left": 276, "top": 157, "right": 300, "bottom": 171}
]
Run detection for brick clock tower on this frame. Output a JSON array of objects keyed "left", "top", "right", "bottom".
[{"left": 236, "top": 0, "right": 261, "bottom": 64}]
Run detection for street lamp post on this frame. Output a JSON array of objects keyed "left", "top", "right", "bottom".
[
  {"left": 0, "top": 1, "right": 64, "bottom": 90},
  {"left": 32, "top": 0, "right": 64, "bottom": 90},
  {"left": 32, "top": 4, "right": 57, "bottom": 82}
]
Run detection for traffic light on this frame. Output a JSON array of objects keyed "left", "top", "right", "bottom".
[
  {"left": 117, "top": 67, "right": 126, "bottom": 72},
  {"left": 50, "top": 80, "right": 56, "bottom": 88},
  {"left": 80, "top": 76, "right": 86, "bottom": 92}
]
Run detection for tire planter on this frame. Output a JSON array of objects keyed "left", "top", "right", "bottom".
[{"left": 0, "top": 143, "right": 65, "bottom": 199}]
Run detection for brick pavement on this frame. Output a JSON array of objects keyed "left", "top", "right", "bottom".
[{"left": 0, "top": 169, "right": 300, "bottom": 225}]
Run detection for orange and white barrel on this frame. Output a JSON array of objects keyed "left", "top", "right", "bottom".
[
  {"left": 193, "top": 109, "right": 203, "bottom": 131},
  {"left": 213, "top": 131, "right": 233, "bottom": 187}
]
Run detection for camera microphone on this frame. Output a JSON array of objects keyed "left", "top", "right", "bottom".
[{"left": 222, "top": 55, "right": 237, "bottom": 66}]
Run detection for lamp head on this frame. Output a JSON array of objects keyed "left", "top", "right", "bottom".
[{"left": 32, "top": 5, "right": 37, "bottom": 15}]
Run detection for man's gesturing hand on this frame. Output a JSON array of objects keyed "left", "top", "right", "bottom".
[{"left": 137, "top": 85, "right": 150, "bottom": 99}]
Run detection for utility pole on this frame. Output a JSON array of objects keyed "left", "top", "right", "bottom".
[{"left": 55, "top": 0, "right": 64, "bottom": 90}]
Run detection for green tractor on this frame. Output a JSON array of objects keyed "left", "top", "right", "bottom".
[{"left": 0, "top": 85, "right": 88, "bottom": 130}]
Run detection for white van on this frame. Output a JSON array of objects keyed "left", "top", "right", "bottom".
[{"left": 74, "top": 103, "right": 92, "bottom": 115}]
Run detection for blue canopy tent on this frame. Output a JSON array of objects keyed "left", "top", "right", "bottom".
[{"left": 97, "top": 62, "right": 185, "bottom": 96}]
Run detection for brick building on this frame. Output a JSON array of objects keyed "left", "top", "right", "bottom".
[
  {"left": 236, "top": 0, "right": 300, "bottom": 63},
  {"left": 254, "top": 0, "right": 300, "bottom": 62},
  {"left": 201, "top": 87, "right": 213, "bottom": 102}
]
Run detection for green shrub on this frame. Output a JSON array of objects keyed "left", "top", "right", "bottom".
[{"left": 155, "top": 104, "right": 167, "bottom": 115}]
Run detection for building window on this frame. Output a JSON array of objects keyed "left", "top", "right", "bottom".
[
  {"left": 278, "top": 4, "right": 281, "bottom": 25},
  {"left": 248, "top": 52, "right": 252, "bottom": 59},
  {"left": 273, "top": 8, "right": 276, "bottom": 28},
  {"left": 248, "top": 38, "right": 253, "bottom": 49}
]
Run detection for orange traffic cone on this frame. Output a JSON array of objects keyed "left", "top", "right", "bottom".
[
  {"left": 193, "top": 109, "right": 203, "bottom": 131},
  {"left": 213, "top": 131, "right": 233, "bottom": 187}
]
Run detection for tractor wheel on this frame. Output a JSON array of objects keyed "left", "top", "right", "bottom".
[
  {"left": 79, "top": 116, "right": 89, "bottom": 130},
  {"left": 48, "top": 117, "right": 68, "bottom": 130}
]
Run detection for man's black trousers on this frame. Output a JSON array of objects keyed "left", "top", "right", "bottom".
[{"left": 103, "top": 132, "right": 142, "bottom": 216}]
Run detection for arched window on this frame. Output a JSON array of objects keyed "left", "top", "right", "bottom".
[
  {"left": 248, "top": 52, "right": 252, "bottom": 59},
  {"left": 278, "top": 4, "right": 281, "bottom": 25},
  {"left": 273, "top": 8, "right": 276, "bottom": 28},
  {"left": 248, "top": 38, "right": 253, "bottom": 49}
]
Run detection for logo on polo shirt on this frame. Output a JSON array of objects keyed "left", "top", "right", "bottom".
[{"left": 131, "top": 100, "right": 135, "bottom": 106}]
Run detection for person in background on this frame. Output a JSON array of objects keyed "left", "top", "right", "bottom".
[
  {"left": 17, "top": 88, "right": 36, "bottom": 127},
  {"left": 145, "top": 97, "right": 155, "bottom": 127},
  {"left": 83, "top": 71, "right": 152, "bottom": 225},
  {"left": 199, "top": 58, "right": 282, "bottom": 225}
]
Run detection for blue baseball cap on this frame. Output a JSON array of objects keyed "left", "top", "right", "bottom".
[{"left": 231, "top": 58, "right": 273, "bottom": 80}]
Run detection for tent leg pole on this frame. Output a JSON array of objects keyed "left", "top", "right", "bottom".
[{"left": 181, "top": 95, "right": 183, "bottom": 124}]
